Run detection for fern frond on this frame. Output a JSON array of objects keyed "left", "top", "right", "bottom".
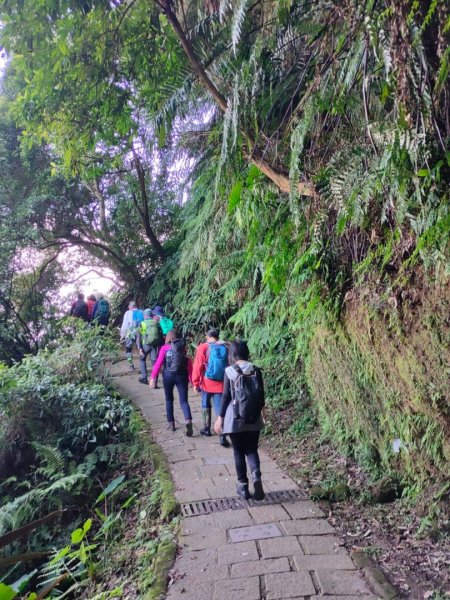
[
  {"left": 31, "top": 443, "right": 65, "bottom": 478},
  {"left": 231, "top": 0, "right": 249, "bottom": 55}
]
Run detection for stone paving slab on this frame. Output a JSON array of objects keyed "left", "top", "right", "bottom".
[
  {"left": 282, "top": 500, "right": 325, "bottom": 519},
  {"left": 293, "top": 553, "right": 356, "bottom": 570},
  {"left": 218, "top": 540, "right": 259, "bottom": 564},
  {"left": 316, "top": 570, "right": 373, "bottom": 595},
  {"left": 265, "top": 571, "right": 316, "bottom": 598},
  {"left": 247, "top": 503, "right": 291, "bottom": 524},
  {"left": 182, "top": 529, "right": 228, "bottom": 550},
  {"left": 166, "top": 580, "right": 213, "bottom": 600},
  {"left": 231, "top": 556, "right": 290, "bottom": 578},
  {"left": 214, "top": 576, "right": 260, "bottom": 600},
  {"left": 280, "top": 518, "right": 335, "bottom": 536},
  {"left": 228, "top": 523, "right": 282, "bottom": 542},
  {"left": 298, "top": 535, "right": 347, "bottom": 555},
  {"left": 181, "top": 511, "right": 254, "bottom": 535},
  {"left": 258, "top": 535, "right": 304, "bottom": 558},
  {"left": 110, "top": 359, "right": 378, "bottom": 599}
]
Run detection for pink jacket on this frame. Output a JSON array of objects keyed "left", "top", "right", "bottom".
[{"left": 150, "top": 344, "right": 193, "bottom": 382}]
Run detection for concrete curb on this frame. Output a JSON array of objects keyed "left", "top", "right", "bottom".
[{"left": 351, "top": 550, "right": 398, "bottom": 599}]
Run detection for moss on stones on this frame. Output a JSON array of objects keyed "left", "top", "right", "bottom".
[{"left": 306, "top": 279, "right": 450, "bottom": 491}]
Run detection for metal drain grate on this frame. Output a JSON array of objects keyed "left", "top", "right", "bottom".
[{"left": 181, "top": 489, "right": 307, "bottom": 517}]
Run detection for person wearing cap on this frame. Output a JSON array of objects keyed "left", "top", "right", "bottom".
[
  {"left": 137, "top": 308, "right": 163, "bottom": 385},
  {"left": 120, "top": 301, "right": 144, "bottom": 370},
  {"left": 192, "top": 328, "right": 230, "bottom": 447}
]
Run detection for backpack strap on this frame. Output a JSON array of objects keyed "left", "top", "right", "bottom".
[{"left": 229, "top": 365, "right": 243, "bottom": 402}]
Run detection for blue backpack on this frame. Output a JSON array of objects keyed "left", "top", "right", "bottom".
[{"left": 205, "top": 343, "right": 228, "bottom": 381}]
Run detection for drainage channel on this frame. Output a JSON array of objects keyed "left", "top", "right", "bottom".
[{"left": 180, "top": 489, "right": 307, "bottom": 517}]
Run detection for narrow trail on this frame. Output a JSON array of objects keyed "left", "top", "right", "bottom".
[{"left": 111, "top": 360, "right": 377, "bottom": 600}]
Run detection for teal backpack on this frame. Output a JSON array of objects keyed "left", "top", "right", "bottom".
[{"left": 159, "top": 316, "right": 174, "bottom": 335}]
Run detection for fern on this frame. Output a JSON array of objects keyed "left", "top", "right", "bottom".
[
  {"left": 31, "top": 443, "right": 65, "bottom": 480},
  {"left": 0, "top": 474, "right": 87, "bottom": 535},
  {"left": 231, "top": 0, "right": 249, "bottom": 55},
  {"left": 289, "top": 95, "right": 315, "bottom": 209},
  {"left": 219, "top": 0, "right": 233, "bottom": 22}
]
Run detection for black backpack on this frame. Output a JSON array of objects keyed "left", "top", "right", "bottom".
[
  {"left": 231, "top": 366, "right": 264, "bottom": 424},
  {"left": 72, "top": 300, "right": 88, "bottom": 320},
  {"left": 165, "top": 339, "right": 188, "bottom": 373}
]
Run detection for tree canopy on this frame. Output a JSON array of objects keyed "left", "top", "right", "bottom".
[{"left": 0, "top": 0, "right": 449, "bottom": 491}]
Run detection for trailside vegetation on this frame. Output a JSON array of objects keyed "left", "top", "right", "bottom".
[
  {"left": 0, "top": 323, "right": 178, "bottom": 599},
  {"left": 0, "top": 0, "right": 448, "bottom": 524}
]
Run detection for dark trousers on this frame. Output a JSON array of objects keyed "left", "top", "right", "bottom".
[
  {"left": 139, "top": 343, "right": 159, "bottom": 380},
  {"left": 229, "top": 431, "right": 261, "bottom": 483},
  {"left": 163, "top": 370, "right": 192, "bottom": 423}
]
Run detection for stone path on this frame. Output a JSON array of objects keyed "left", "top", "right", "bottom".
[{"left": 111, "top": 360, "right": 378, "bottom": 600}]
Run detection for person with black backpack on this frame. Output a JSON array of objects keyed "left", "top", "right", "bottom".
[
  {"left": 149, "top": 329, "right": 193, "bottom": 437},
  {"left": 214, "top": 340, "right": 265, "bottom": 501},
  {"left": 137, "top": 309, "right": 163, "bottom": 386}
]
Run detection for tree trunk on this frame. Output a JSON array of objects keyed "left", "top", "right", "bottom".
[
  {"left": 132, "top": 150, "right": 166, "bottom": 261},
  {"left": 160, "top": 1, "right": 315, "bottom": 197}
]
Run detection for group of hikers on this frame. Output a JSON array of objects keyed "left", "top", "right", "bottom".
[
  {"left": 69, "top": 292, "right": 111, "bottom": 326},
  {"left": 119, "top": 301, "right": 266, "bottom": 502}
]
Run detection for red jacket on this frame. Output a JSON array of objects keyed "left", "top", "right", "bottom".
[
  {"left": 192, "top": 342, "right": 226, "bottom": 393},
  {"left": 87, "top": 299, "right": 96, "bottom": 319}
]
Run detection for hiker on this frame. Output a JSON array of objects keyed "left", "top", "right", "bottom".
[
  {"left": 120, "top": 301, "right": 144, "bottom": 371},
  {"left": 69, "top": 293, "right": 89, "bottom": 322},
  {"left": 137, "top": 308, "right": 163, "bottom": 385},
  {"left": 192, "top": 328, "right": 230, "bottom": 447},
  {"left": 149, "top": 329, "right": 193, "bottom": 437},
  {"left": 91, "top": 293, "right": 111, "bottom": 326},
  {"left": 152, "top": 305, "right": 174, "bottom": 336},
  {"left": 214, "top": 340, "right": 265, "bottom": 501},
  {"left": 86, "top": 294, "right": 96, "bottom": 321}
]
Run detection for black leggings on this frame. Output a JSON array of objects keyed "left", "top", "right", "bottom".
[{"left": 229, "top": 431, "right": 261, "bottom": 483}]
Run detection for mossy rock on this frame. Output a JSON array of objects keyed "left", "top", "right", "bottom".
[
  {"left": 310, "top": 483, "right": 350, "bottom": 502},
  {"left": 144, "top": 538, "right": 177, "bottom": 600}
]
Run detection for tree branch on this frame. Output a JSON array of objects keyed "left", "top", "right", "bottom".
[
  {"left": 131, "top": 149, "right": 165, "bottom": 261},
  {"left": 158, "top": 0, "right": 315, "bottom": 197}
]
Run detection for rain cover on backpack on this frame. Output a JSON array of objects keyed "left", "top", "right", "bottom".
[
  {"left": 141, "top": 320, "right": 162, "bottom": 345},
  {"left": 159, "top": 316, "right": 174, "bottom": 335}
]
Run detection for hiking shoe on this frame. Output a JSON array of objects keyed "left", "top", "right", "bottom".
[
  {"left": 219, "top": 435, "right": 230, "bottom": 447},
  {"left": 200, "top": 427, "right": 211, "bottom": 437},
  {"left": 138, "top": 378, "right": 149, "bottom": 384},
  {"left": 167, "top": 422, "right": 176, "bottom": 432},
  {"left": 236, "top": 483, "right": 251, "bottom": 500},
  {"left": 251, "top": 470, "right": 265, "bottom": 501},
  {"left": 185, "top": 422, "right": 193, "bottom": 437}
]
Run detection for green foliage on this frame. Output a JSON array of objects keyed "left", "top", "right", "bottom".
[
  {"left": 0, "top": 323, "right": 129, "bottom": 540},
  {"left": 0, "top": 344, "right": 177, "bottom": 600},
  {"left": 0, "top": 0, "right": 448, "bottom": 531}
]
